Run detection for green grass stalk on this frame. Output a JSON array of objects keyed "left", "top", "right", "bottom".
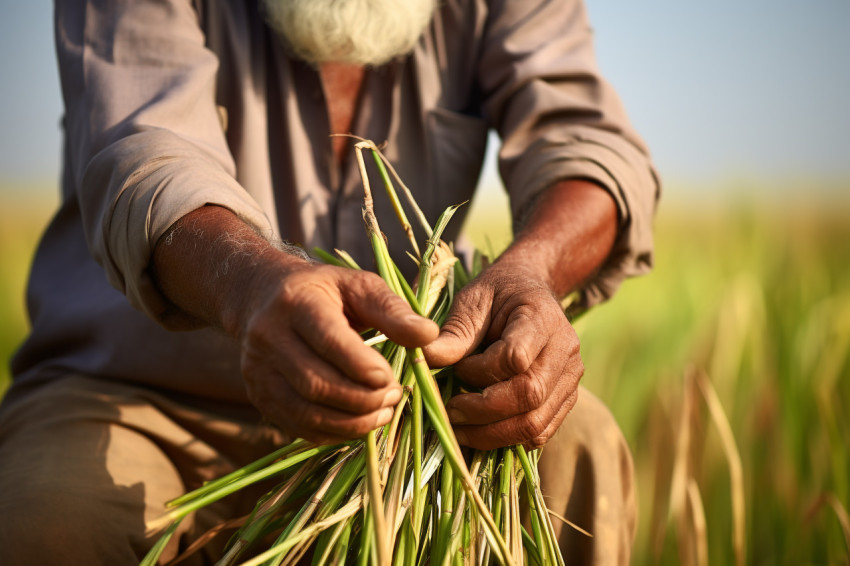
[
  {"left": 435, "top": 447, "right": 455, "bottom": 559},
  {"left": 312, "top": 512, "right": 356, "bottom": 565},
  {"left": 495, "top": 449, "right": 512, "bottom": 545},
  {"left": 365, "top": 429, "right": 390, "bottom": 565},
  {"left": 139, "top": 517, "right": 183, "bottom": 566},
  {"left": 259, "top": 457, "right": 347, "bottom": 566},
  {"left": 237, "top": 497, "right": 363, "bottom": 566},
  {"left": 407, "top": 347, "right": 514, "bottom": 565},
  {"left": 149, "top": 444, "right": 334, "bottom": 532},
  {"left": 412, "top": 378, "right": 425, "bottom": 547},
  {"left": 367, "top": 147, "right": 420, "bottom": 258},
  {"left": 695, "top": 370, "right": 745, "bottom": 566},
  {"left": 166, "top": 439, "right": 312, "bottom": 508},
  {"left": 384, "top": 423, "right": 410, "bottom": 532},
  {"left": 415, "top": 205, "right": 461, "bottom": 311},
  {"left": 516, "top": 446, "right": 561, "bottom": 566},
  {"left": 218, "top": 459, "right": 317, "bottom": 565},
  {"left": 520, "top": 527, "right": 543, "bottom": 565}
]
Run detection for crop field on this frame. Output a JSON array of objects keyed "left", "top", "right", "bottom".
[
  {"left": 0, "top": 190, "right": 55, "bottom": 396},
  {"left": 1, "top": 184, "right": 849, "bottom": 564}
]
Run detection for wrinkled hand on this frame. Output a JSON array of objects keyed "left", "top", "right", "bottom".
[
  {"left": 238, "top": 262, "right": 439, "bottom": 445},
  {"left": 424, "top": 263, "right": 583, "bottom": 451}
]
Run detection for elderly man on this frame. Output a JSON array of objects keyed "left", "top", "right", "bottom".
[{"left": 0, "top": 0, "right": 658, "bottom": 563}]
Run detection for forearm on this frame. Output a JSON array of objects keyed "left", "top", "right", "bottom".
[
  {"left": 152, "top": 205, "right": 439, "bottom": 443},
  {"left": 151, "top": 205, "right": 310, "bottom": 335},
  {"left": 496, "top": 179, "right": 619, "bottom": 299}
]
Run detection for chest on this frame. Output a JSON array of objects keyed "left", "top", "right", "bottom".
[{"left": 319, "top": 63, "right": 366, "bottom": 167}]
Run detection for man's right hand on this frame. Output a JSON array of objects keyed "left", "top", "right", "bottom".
[
  {"left": 153, "top": 206, "right": 438, "bottom": 444},
  {"left": 237, "top": 263, "right": 438, "bottom": 444}
]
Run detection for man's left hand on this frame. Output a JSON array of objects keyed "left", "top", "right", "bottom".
[{"left": 424, "top": 261, "right": 583, "bottom": 451}]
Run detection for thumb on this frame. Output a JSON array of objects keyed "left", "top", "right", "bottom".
[
  {"left": 423, "top": 288, "right": 493, "bottom": 368},
  {"left": 343, "top": 271, "right": 439, "bottom": 347}
]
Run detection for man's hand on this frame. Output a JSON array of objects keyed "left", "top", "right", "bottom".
[
  {"left": 238, "top": 263, "right": 438, "bottom": 444},
  {"left": 152, "top": 206, "right": 438, "bottom": 445},
  {"left": 426, "top": 179, "right": 619, "bottom": 451},
  {"left": 424, "top": 263, "right": 582, "bottom": 450}
]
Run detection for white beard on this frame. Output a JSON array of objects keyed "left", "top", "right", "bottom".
[{"left": 261, "top": 0, "right": 437, "bottom": 66}]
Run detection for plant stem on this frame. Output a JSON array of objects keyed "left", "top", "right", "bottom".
[
  {"left": 366, "top": 430, "right": 390, "bottom": 565},
  {"left": 407, "top": 348, "right": 514, "bottom": 565}
]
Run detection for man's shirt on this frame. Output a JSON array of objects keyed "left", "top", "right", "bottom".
[{"left": 13, "top": 0, "right": 659, "bottom": 400}]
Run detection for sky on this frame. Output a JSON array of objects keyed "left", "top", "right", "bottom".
[{"left": 1, "top": 1, "right": 849, "bottom": 195}]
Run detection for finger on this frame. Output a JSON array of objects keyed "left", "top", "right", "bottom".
[
  {"left": 291, "top": 290, "right": 402, "bottom": 388},
  {"left": 285, "top": 402, "right": 397, "bottom": 443},
  {"left": 446, "top": 363, "right": 558, "bottom": 426},
  {"left": 452, "top": 307, "right": 550, "bottom": 387},
  {"left": 342, "top": 272, "right": 439, "bottom": 347},
  {"left": 265, "top": 333, "right": 403, "bottom": 414},
  {"left": 423, "top": 285, "right": 494, "bottom": 368},
  {"left": 446, "top": 327, "right": 580, "bottom": 425},
  {"left": 241, "top": 313, "right": 401, "bottom": 412},
  {"left": 247, "top": 370, "right": 398, "bottom": 443},
  {"left": 453, "top": 389, "right": 579, "bottom": 451},
  {"left": 521, "top": 390, "right": 577, "bottom": 450}
]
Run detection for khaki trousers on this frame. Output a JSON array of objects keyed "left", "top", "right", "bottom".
[{"left": 0, "top": 375, "right": 635, "bottom": 565}]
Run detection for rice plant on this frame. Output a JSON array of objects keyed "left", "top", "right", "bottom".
[
  {"left": 4, "top": 176, "right": 847, "bottom": 565},
  {"left": 140, "top": 140, "right": 564, "bottom": 566}
]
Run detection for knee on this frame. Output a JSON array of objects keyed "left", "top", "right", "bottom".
[
  {"left": 571, "top": 388, "right": 636, "bottom": 523},
  {"left": 0, "top": 477, "right": 149, "bottom": 565},
  {"left": 539, "top": 386, "right": 637, "bottom": 564}
]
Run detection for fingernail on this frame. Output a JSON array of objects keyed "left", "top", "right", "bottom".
[
  {"left": 447, "top": 408, "right": 467, "bottom": 424},
  {"left": 380, "top": 407, "right": 395, "bottom": 424},
  {"left": 384, "top": 387, "right": 402, "bottom": 406},
  {"left": 405, "top": 312, "right": 425, "bottom": 323}
]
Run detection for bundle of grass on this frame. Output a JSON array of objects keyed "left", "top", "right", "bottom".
[{"left": 141, "top": 140, "right": 565, "bottom": 566}]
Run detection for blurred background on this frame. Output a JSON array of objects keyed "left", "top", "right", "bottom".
[{"left": 1, "top": 1, "right": 848, "bottom": 564}]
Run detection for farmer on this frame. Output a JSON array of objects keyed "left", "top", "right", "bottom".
[{"left": 0, "top": 0, "right": 658, "bottom": 563}]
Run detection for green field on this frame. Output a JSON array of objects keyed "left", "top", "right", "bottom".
[
  {"left": 467, "top": 187, "right": 850, "bottom": 565},
  {"left": 0, "top": 190, "right": 56, "bottom": 394},
  {"left": 2, "top": 184, "right": 848, "bottom": 564}
]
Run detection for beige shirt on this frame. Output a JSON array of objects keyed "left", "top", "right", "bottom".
[{"left": 13, "top": 0, "right": 659, "bottom": 400}]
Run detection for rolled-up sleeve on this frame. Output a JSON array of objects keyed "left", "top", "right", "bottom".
[
  {"left": 478, "top": 0, "right": 661, "bottom": 307},
  {"left": 56, "top": 0, "right": 274, "bottom": 325}
]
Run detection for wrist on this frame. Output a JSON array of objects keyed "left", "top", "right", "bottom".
[
  {"left": 217, "top": 247, "right": 313, "bottom": 339},
  {"left": 503, "top": 179, "right": 618, "bottom": 298},
  {"left": 152, "top": 205, "right": 312, "bottom": 335},
  {"left": 482, "top": 254, "right": 552, "bottom": 297}
]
